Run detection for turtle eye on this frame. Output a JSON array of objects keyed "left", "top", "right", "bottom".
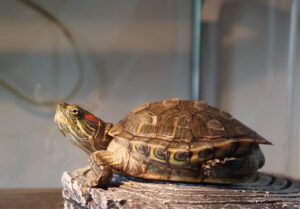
[{"left": 70, "top": 108, "right": 80, "bottom": 115}]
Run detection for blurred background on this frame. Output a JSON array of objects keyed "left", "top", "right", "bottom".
[{"left": 0, "top": 0, "right": 299, "bottom": 188}]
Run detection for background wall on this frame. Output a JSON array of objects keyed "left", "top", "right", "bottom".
[{"left": 1, "top": 0, "right": 299, "bottom": 188}]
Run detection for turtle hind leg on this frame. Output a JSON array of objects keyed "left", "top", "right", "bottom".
[
  {"left": 203, "top": 147, "right": 265, "bottom": 184},
  {"left": 202, "top": 157, "right": 257, "bottom": 184}
]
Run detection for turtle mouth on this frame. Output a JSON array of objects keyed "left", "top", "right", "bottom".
[
  {"left": 54, "top": 104, "right": 72, "bottom": 126},
  {"left": 54, "top": 112, "right": 71, "bottom": 126},
  {"left": 54, "top": 106, "right": 72, "bottom": 137}
]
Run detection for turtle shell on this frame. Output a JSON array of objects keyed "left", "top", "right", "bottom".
[{"left": 108, "top": 98, "right": 271, "bottom": 167}]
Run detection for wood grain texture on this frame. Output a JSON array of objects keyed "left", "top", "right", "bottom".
[
  {"left": 62, "top": 166, "right": 300, "bottom": 209},
  {"left": 0, "top": 189, "right": 64, "bottom": 209}
]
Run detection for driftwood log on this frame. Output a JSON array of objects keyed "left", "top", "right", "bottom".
[{"left": 62, "top": 166, "right": 300, "bottom": 209}]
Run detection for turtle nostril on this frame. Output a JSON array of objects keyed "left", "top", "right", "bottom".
[{"left": 57, "top": 102, "right": 68, "bottom": 108}]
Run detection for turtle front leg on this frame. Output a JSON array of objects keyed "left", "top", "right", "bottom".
[{"left": 85, "top": 151, "right": 113, "bottom": 190}]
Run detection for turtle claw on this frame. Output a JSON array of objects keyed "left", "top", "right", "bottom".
[
  {"left": 203, "top": 158, "right": 236, "bottom": 170},
  {"left": 82, "top": 176, "right": 100, "bottom": 193},
  {"left": 86, "top": 178, "right": 99, "bottom": 188},
  {"left": 82, "top": 185, "right": 90, "bottom": 194}
]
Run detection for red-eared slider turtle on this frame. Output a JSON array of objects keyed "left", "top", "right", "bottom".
[{"left": 54, "top": 98, "right": 271, "bottom": 188}]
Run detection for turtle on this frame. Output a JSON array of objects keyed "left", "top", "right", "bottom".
[{"left": 54, "top": 98, "right": 272, "bottom": 189}]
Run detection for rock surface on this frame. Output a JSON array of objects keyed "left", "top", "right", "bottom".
[{"left": 62, "top": 166, "right": 300, "bottom": 209}]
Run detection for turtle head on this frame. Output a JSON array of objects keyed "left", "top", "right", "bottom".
[{"left": 54, "top": 103, "right": 112, "bottom": 154}]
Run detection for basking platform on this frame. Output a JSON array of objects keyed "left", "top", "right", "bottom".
[{"left": 62, "top": 166, "right": 300, "bottom": 209}]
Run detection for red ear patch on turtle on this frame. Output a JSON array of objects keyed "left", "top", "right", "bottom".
[{"left": 84, "top": 114, "right": 101, "bottom": 126}]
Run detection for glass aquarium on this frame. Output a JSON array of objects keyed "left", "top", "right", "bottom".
[{"left": 0, "top": 0, "right": 299, "bottom": 189}]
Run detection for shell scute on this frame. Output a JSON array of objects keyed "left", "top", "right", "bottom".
[
  {"left": 234, "top": 140, "right": 257, "bottom": 156},
  {"left": 153, "top": 147, "right": 169, "bottom": 162},
  {"left": 143, "top": 139, "right": 170, "bottom": 163},
  {"left": 168, "top": 142, "right": 191, "bottom": 166},
  {"left": 191, "top": 115, "right": 210, "bottom": 138},
  {"left": 173, "top": 151, "right": 191, "bottom": 162},
  {"left": 157, "top": 108, "right": 193, "bottom": 140},
  {"left": 108, "top": 120, "right": 124, "bottom": 136},
  {"left": 221, "top": 110, "right": 234, "bottom": 120},
  {"left": 192, "top": 111, "right": 229, "bottom": 139},
  {"left": 222, "top": 118, "right": 265, "bottom": 141},
  {"left": 131, "top": 103, "right": 149, "bottom": 113},
  {"left": 168, "top": 142, "right": 189, "bottom": 150},
  {"left": 115, "top": 130, "right": 134, "bottom": 141},
  {"left": 213, "top": 141, "right": 239, "bottom": 158},
  {"left": 124, "top": 109, "right": 157, "bottom": 137},
  {"left": 190, "top": 140, "right": 214, "bottom": 163},
  {"left": 147, "top": 138, "right": 170, "bottom": 147},
  {"left": 179, "top": 100, "right": 208, "bottom": 114},
  {"left": 194, "top": 101, "right": 208, "bottom": 111},
  {"left": 149, "top": 98, "right": 179, "bottom": 114},
  {"left": 133, "top": 136, "right": 150, "bottom": 143},
  {"left": 130, "top": 141, "right": 151, "bottom": 157},
  {"left": 206, "top": 119, "right": 228, "bottom": 138}
]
